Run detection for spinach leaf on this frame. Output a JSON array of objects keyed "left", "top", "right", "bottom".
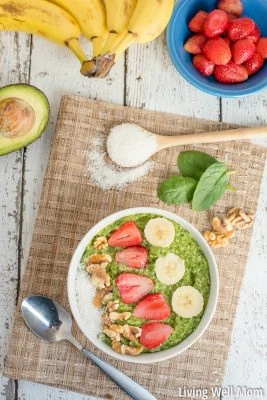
[
  {"left": 158, "top": 176, "right": 197, "bottom": 204},
  {"left": 178, "top": 150, "right": 217, "bottom": 180},
  {"left": 192, "top": 162, "right": 228, "bottom": 211}
]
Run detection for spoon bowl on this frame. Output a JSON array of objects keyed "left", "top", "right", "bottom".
[{"left": 21, "top": 295, "right": 72, "bottom": 342}]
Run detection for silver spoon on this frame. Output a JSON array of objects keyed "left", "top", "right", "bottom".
[{"left": 21, "top": 295, "right": 156, "bottom": 400}]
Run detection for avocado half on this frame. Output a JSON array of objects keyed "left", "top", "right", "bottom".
[{"left": 0, "top": 84, "right": 50, "bottom": 156}]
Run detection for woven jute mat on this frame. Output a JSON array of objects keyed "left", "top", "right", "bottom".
[{"left": 4, "top": 95, "right": 267, "bottom": 400}]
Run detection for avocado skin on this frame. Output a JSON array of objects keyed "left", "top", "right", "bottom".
[{"left": 0, "top": 84, "right": 50, "bottom": 156}]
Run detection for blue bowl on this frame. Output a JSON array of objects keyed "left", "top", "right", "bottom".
[{"left": 167, "top": 0, "right": 267, "bottom": 97}]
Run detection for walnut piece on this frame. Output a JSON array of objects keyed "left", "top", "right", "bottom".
[
  {"left": 109, "top": 311, "right": 131, "bottom": 322},
  {"left": 211, "top": 216, "right": 233, "bottom": 234},
  {"left": 227, "top": 208, "right": 255, "bottom": 230},
  {"left": 103, "top": 324, "right": 123, "bottom": 342},
  {"left": 122, "top": 325, "right": 142, "bottom": 342},
  {"left": 88, "top": 253, "right": 112, "bottom": 264},
  {"left": 112, "top": 341, "right": 144, "bottom": 356},
  {"left": 86, "top": 263, "right": 110, "bottom": 288},
  {"left": 93, "top": 236, "right": 108, "bottom": 250},
  {"left": 93, "top": 287, "right": 112, "bottom": 308},
  {"left": 204, "top": 230, "right": 235, "bottom": 249},
  {"left": 107, "top": 299, "right": 119, "bottom": 312}
]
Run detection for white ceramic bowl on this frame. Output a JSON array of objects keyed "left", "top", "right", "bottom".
[{"left": 68, "top": 207, "right": 219, "bottom": 364}]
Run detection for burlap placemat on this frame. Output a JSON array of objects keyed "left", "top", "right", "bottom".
[{"left": 4, "top": 95, "right": 267, "bottom": 400}]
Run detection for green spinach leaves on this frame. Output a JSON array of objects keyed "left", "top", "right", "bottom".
[{"left": 158, "top": 150, "right": 235, "bottom": 211}]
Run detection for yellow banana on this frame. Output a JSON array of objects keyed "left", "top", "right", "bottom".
[
  {"left": 81, "top": 0, "right": 174, "bottom": 78},
  {"left": 0, "top": 0, "right": 88, "bottom": 64},
  {"left": 100, "top": 0, "right": 137, "bottom": 55},
  {"left": 47, "top": 0, "right": 108, "bottom": 57},
  {"left": 114, "top": 0, "right": 175, "bottom": 58}
]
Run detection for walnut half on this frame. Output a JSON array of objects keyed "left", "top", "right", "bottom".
[
  {"left": 103, "top": 324, "right": 123, "bottom": 342},
  {"left": 122, "top": 325, "right": 142, "bottom": 342},
  {"left": 203, "top": 230, "right": 235, "bottom": 249},
  {"left": 112, "top": 341, "right": 144, "bottom": 356},
  {"left": 93, "top": 236, "right": 108, "bottom": 250},
  {"left": 86, "top": 262, "right": 110, "bottom": 288},
  {"left": 228, "top": 208, "right": 255, "bottom": 230}
]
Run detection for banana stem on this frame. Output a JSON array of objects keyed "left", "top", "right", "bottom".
[
  {"left": 92, "top": 36, "right": 108, "bottom": 57},
  {"left": 67, "top": 37, "right": 88, "bottom": 63}
]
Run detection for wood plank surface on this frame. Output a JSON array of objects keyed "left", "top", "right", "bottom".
[{"left": 0, "top": 24, "right": 266, "bottom": 400}]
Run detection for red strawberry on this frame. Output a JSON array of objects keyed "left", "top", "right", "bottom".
[
  {"left": 203, "top": 37, "right": 231, "bottom": 65},
  {"left": 188, "top": 10, "right": 208, "bottom": 33},
  {"left": 256, "top": 37, "right": 267, "bottom": 60},
  {"left": 203, "top": 10, "right": 229, "bottom": 38},
  {"left": 246, "top": 24, "right": 261, "bottom": 43},
  {"left": 218, "top": 0, "right": 244, "bottom": 16},
  {"left": 243, "top": 53, "right": 264, "bottom": 76},
  {"left": 134, "top": 293, "right": 171, "bottom": 321},
  {"left": 193, "top": 55, "right": 215, "bottom": 76},
  {"left": 116, "top": 273, "right": 154, "bottom": 304},
  {"left": 140, "top": 322, "right": 173, "bottom": 349},
  {"left": 227, "top": 17, "right": 255, "bottom": 41},
  {"left": 232, "top": 38, "right": 256, "bottom": 64},
  {"left": 184, "top": 34, "right": 206, "bottom": 54},
  {"left": 108, "top": 221, "right": 142, "bottom": 247},
  {"left": 214, "top": 61, "right": 248, "bottom": 83},
  {"left": 115, "top": 245, "right": 148, "bottom": 268}
]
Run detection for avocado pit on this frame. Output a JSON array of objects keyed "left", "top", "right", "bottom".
[{"left": 0, "top": 97, "right": 35, "bottom": 138}]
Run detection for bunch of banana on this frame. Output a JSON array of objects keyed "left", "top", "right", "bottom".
[
  {"left": 81, "top": 0, "right": 175, "bottom": 78},
  {"left": 0, "top": 0, "right": 174, "bottom": 78}
]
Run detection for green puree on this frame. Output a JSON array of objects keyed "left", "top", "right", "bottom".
[{"left": 81, "top": 213, "right": 210, "bottom": 353}]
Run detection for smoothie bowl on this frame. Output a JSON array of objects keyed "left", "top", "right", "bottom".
[{"left": 68, "top": 207, "right": 219, "bottom": 363}]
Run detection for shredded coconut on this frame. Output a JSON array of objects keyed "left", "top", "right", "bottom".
[
  {"left": 107, "top": 123, "right": 158, "bottom": 167},
  {"left": 88, "top": 133, "right": 153, "bottom": 190},
  {"left": 75, "top": 267, "right": 102, "bottom": 340}
]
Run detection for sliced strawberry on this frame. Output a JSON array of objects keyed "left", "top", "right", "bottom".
[
  {"left": 134, "top": 293, "right": 171, "bottom": 321},
  {"left": 218, "top": 0, "right": 244, "bottom": 16},
  {"left": 188, "top": 10, "right": 208, "bottom": 33},
  {"left": 214, "top": 61, "right": 248, "bottom": 83},
  {"left": 243, "top": 52, "right": 264, "bottom": 76},
  {"left": 116, "top": 273, "right": 154, "bottom": 304},
  {"left": 140, "top": 322, "right": 173, "bottom": 349},
  {"left": 193, "top": 54, "right": 215, "bottom": 76},
  {"left": 246, "top": 24, "right": 261, "bottom": 43},
  {"left": 108, "top": 221, "right": 142, "bottom": 247},
  {"left": 227, "top": 17, "right": 255, "bottom": 41},
  {"left": 184, "top": 34, "right": 206, "bottom": 54},
  {"left": 256, "top": 37, "right": 267, "bottom": 60},
  {"left": 115, "top": 245, "right": 148, "bottom": 268},
  {"left": 203, "top": 10, "right": 229, "bottom": 38},
  {"left": 203, "top": 37, "right": 231, "bottom": 65},
  {"left": 232, "top": 38, "right": 256, "bottom": 64}
]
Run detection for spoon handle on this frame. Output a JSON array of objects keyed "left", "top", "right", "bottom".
[
  {"left": 157, "top": 125, "right": 267, "bottom": 149},
  {"left": 81, "top": 348, "right": 157, "bottom": 400}
]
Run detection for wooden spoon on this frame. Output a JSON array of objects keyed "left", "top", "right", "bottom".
[{"left": 107, "top": 123, "right": 267, "bottom": 168}]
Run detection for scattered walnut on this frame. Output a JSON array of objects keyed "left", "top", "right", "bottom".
[
  {"left": 109, "top": 311, "right": 131, "bottom": 322},
  {"left": 211, "top": 216, "right": 233, "bottom": 234},
  {"left": 204, "top": 230, "right": 235, "bottom": 249},
  {"left": 93, "top": 287, "right": 113, "bottom": 308},
  {"left": 122, "top": 325, "right": 142, "bottom": 342},
  {"left": 88, "top": 253, "right": 112, "bottom": 264},
  {"left": 227, "top": 208, "right": 255, "bottom": 230},
  {"left": 86, "top": 263, "right": 111, "bottom": 288},
  {"left": 103, "top": 324, "right": 123, "bottom": 342},
  {"left": 93, "top": 236, "right": 108, "bottom": 250},
  {"left": 112, "top": 341, "right": 144, "bottom": 356},
  {"left": 107, "top": 299, "right": 119, "bottom": 312}
]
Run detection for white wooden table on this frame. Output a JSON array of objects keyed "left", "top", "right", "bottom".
[{"left": 0, "top": 31, "right": 267, "bottom": 400}]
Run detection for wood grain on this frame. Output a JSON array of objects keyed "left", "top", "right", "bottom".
[{"left": 0, "top": 31, "right": 31, "bottom": 400}]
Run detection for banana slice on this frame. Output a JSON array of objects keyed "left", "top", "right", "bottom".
[
  {"left": 144, "top": 217, "right": 175, "bottom": 247},
  {"left": 155, "top": 253, "right": 185, "bottom": 285},
  {"left": 172, "top": 286, "right": 204, "bottom": 318}
]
